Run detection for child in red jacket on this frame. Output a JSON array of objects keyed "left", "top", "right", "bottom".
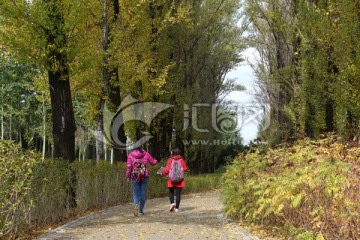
[{"left": 161, "top": 147, "right": 188, "bottom": 212}]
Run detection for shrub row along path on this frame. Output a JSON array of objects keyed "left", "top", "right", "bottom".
[{"left": 38, "top": 190, "right": 260, "bottom": 240}]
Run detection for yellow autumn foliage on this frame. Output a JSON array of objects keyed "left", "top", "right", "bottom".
[{"left": 221, "top": 135, "right": 360, "bottom": 239}]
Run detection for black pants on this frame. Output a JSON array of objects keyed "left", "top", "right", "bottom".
[{"left": 168, "top": 187, "right": 182, "bottom": 209}]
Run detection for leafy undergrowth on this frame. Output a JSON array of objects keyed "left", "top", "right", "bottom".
[{"left": 221, "top": 135, "right": 360, "bottom": 239}]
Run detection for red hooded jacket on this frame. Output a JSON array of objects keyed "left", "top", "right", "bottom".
[{"left": 161, "top": 155, "right": 188, "bottom": 188}]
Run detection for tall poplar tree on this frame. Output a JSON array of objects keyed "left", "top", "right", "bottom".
[
  {"left": 94, "top": 0, "right": 124, "bottom": 162},
  {"left": 44, "top": 0, "right": 76, "bottom": 162},
  {"left": 167, "top": 0, "right": 245, "bottom": 172},
  {"left": 245, "top": 0, "right": 360, "bottom": 143},
  {"left": 0, "top": 0, "right": 76, "bottom": 163}
]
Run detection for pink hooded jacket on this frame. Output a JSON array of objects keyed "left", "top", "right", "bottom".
[{"left": 126, "top": 149, "right": 157, "bottom": 179}]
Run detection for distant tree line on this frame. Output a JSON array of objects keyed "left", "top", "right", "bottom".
[{"left": 245, "top": 0, "right": 360, "bottom": 144}]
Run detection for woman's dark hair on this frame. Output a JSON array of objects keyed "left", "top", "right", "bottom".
[
  {"left": 170, "top": 147, "right": 181, "bottom": 155},
  {"left": 134, "top": 145, "right": 144, "bottom": 152}
]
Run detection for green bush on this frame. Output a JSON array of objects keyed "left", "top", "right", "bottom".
[
  {"left": 0, "top": 140, "right": 41, "bottom": 239},
  {"left": 30, "top": 159, "right": 69, "bottom": 226},
  {"left": 185, "top": 173, "right": 222, "bottom": 192},
  {"left": 74, "top": 160, "right": 132, "bottom": 211}
]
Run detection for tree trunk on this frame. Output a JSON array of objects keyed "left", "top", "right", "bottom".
[
  {"left": 45, "top": 0, "right": 76, "bottom": 163},
  {"left": 96, "top": 121, "right": 105, "bottom": 162},
  {"left": 42, "top": 98, "right": 46, "bottom": 162},
  {"left": 95, "top": 0, "right": 126, "bottom": 162},
  {"left": 1, "top": 84, "right": 3, "bottom": 140},
  {"left": 107, "top": 0, "right": 127, "bottom": 162},
  {"left": 45, "top": 0, "right": 77, "bottom": 208},
  {"left": 48, "top": 68, "right": 77, "bottom": 208},
  {"left": 0, "top": 117, "right": 2, "bottom": 140},
  {"left": 9, "top": 113, "right": 12, "bottom": 140},
  {"left": 325, "top": 99, "right": 334, "bottom": 132},
  {"left": 149, "top": 131, "right": 159, "bottom": 160},
  {"left": 48, "top": 74, "right": 76, "bottom": 163},
  {"left": 94, "top": 0, "right": 112, "bottom": 162},
  {"left": 108, "top": 74, "right": 127, "bottom": 162}
]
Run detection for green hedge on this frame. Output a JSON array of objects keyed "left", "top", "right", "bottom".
[{"left": 0, "top": 140, "right": 40, "bottom": 239}]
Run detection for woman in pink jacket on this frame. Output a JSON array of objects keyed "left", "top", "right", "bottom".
[
  {"left": 126, "top": 146, "right": 157, "bottom": 216},
  {"left": 161, "top": 147, "right": 188, "bottom": 213}
]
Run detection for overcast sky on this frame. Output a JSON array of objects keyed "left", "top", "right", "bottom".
[{"left": 225, "top": 48, "right": 259, "bottom": 145}]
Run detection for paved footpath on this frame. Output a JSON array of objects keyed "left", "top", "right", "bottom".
[{"left": 38, "top": 190, "right": 260, "bottom": 240}]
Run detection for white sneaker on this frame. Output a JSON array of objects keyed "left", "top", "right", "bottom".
[
  {"left": 134, "top": 204, "right": 139, "bottom": 216},
  {"left": 174, "top": 208, "right": 179, "bottom": 213},
  {"left": 169, "top": 203, "right": 175, "bottom": 212}
]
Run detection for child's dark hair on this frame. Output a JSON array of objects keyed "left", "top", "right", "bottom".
[{"left": 170, "top": 147, "right": 181, "bottom": 155}]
